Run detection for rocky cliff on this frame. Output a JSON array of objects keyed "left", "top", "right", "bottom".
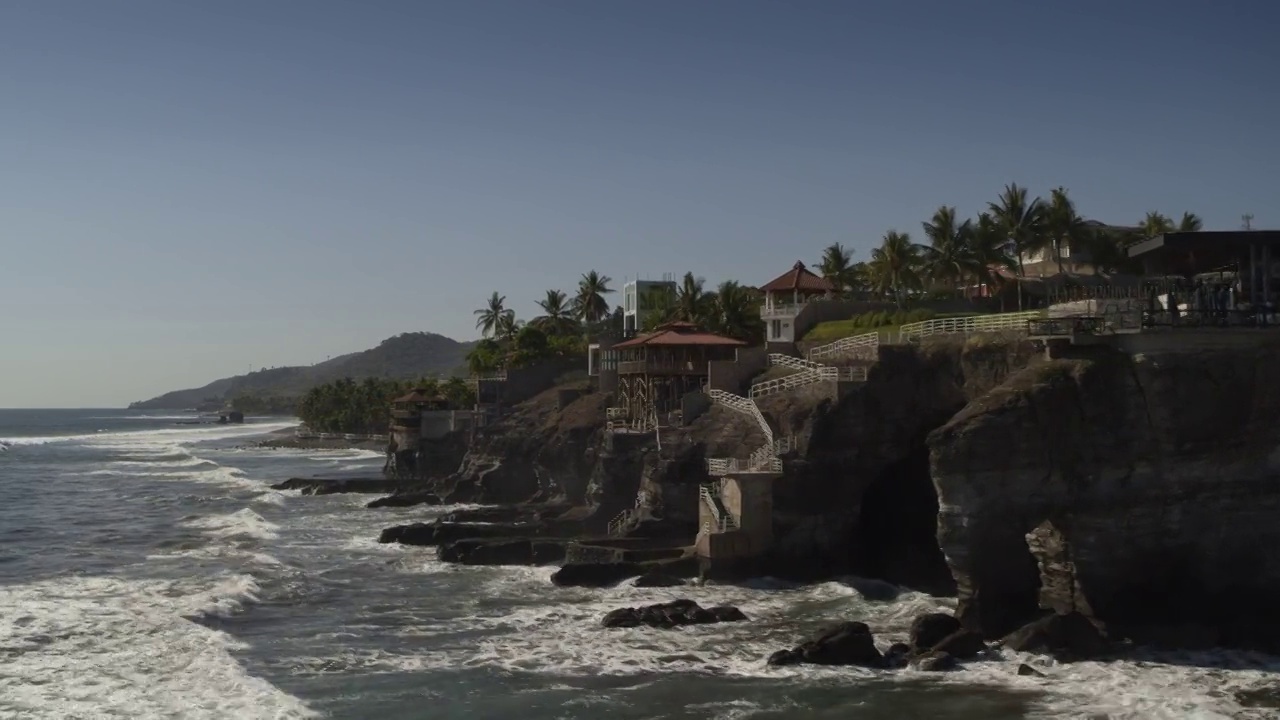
[
  {"left": 745, "top": 335, "right": 1040, "bottom": 590},
  {"left": 930, "top": 334, "right": 1280, "bottom": 651}
]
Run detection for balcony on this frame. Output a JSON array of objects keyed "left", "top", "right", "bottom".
[
  {"left": 617, "top": 358, "right": 708, "bottom": 375},
  {"left": 760, "top": 302, "right": 807, "bottom": 319}
]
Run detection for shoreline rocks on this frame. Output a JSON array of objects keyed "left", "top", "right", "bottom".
[
  {"left": 271, "top": 477, "right": 404, "bottom": 495},
  {"left": 602, "top": 599, "right": 747, "bottom": 629}
]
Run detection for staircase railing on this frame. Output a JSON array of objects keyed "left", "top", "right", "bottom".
[
  {"left": 767, "top": 353, "right": 826, "bottom": 372},
  {"left": 808, "top": 331, "right": 880, "bottom": 362},
  {"left": 699, "top": 483, "right": 738, "bottom": 532},
  {"left": 607, "top": 509, "right": 633, "bottom": 536},
  {"left": 898, "top": 310, "right": 1046, "bottom": 342},
  {"left": 708, "top": 389, "right": 773, "bottom": 445}
]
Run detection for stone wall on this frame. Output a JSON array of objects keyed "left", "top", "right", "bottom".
[{"left": 707, "top": 345, "right": 769, "bottom": 394}]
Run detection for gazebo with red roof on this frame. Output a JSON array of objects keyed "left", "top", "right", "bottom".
[
  {"left": 611, "top": 321, "right": 746, "bottom": 427},
  {"left": 759, "top": 261, "right": 836, "bottom": 344}
]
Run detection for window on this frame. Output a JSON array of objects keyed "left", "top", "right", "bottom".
[{"left": 770, "top": 320, "right": 782, "bottom": 339}]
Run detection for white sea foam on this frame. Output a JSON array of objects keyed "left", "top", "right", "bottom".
[
  {"left": 182, "top": 509, "right": 281, "bottom": 542},
  {"left": 0, "top": 575, "right": 314, "bottom": 719},
  {"left": 0, "top": 421, "right": 296, "bottom": 449},
  {"left": 346, "top": 564, "right": 1280, "bottom": 719}
]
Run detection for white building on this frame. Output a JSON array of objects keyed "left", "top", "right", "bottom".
[{"left": 622, "top": 276, "right": 678, "bottom": 336}]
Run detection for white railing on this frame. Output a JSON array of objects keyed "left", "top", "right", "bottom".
[
  {"left": 898, "top": 311, "right": 1045, "bottom": 341},
  {"left": 607, "top": 509, "right": 633, "bottom": 536},
  {"left": 761, "top": 302, "right": 808, "bottom": 319},
  {"left": 809, "top": 331, "right": 880, "bottom": 362},
  {"left": 699, "top": 483, "right": 738, "bottom": 532},
  {"left": 767, "top": 353, "right": 826, "bottom": 371}
]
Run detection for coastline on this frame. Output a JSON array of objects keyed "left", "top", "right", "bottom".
[{"left": 253, "top": 425, "right": 387, "bottom": 452}]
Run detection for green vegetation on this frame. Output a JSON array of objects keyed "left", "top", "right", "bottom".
[
  {"left": 296, "top": 376, "right": 474, "bottom": 434},
  {"left": 228, "top": 394, "right": 297, "bottom": 415},
  {"left": 803, "top": 310, "right": 957, "bottom": 343},
  {"left": 468, "top": 269, "right": 766, "bottom": 374},
  {"left": 811, "top": 187, "right": 1200, "bottom": 310}
]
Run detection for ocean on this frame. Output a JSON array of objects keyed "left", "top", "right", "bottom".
[{"left": 1, "top": 409, "right": 1275, "bottom": 719}]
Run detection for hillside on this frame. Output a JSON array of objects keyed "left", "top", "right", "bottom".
[{"left": 128, "top": 332, "right": 478, "bottom": 410}]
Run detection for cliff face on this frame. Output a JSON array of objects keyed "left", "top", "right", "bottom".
[
  {"left": 930, "top": 336, "right": 1280, "bottom": 650},
  {"left": 755, "top": 336, "right": 1040, "bottom": 589},
  {"left": 441, "top": 387, "right": 611, "bottom": 505}
]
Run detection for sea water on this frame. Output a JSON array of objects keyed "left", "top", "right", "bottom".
[{"left": 1, "top": 409, "right": 1276, "bottom": 719}]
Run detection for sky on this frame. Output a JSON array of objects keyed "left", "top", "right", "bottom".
[{"left": 3, "top": 0, "right": 1278, "bottom": 408}]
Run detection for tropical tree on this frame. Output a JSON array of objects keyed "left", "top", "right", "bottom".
[
  {"left": 989, "top": 183, "right": 1045, "bottom": 310},
  {"left": 574, "top": 270, "right": 614, "bottom": 323},
  {"left": 1042, "top": 187, "right": 1091, "bottom": 277},
  {"left": 968, "top": 211, "right": 1016, "bottom": 294},
  {"left": 674, "top": 271, "right": 714, "bottom": 324},
  {"left": 817, "top": 243, "right": 857, "bottom": 294},
  {"left": 495, "top": 312, "right": 521, "bottom": 341},
  {"left": 867, "top": 230, "right": 924, "bottom": 308},
  {"left": 921, "top": 206, "right": 974, "bottom": 295},
  {"left": 1178, "top": 212, "right": 1203, "bottom": 232},
  {"left": 533, "top": 289, "right": 578, "bottom": 336},
  {"left": 710, "top": 280, "right": 764, "bottom": 343},
  {"left": 1140, "top": 211, "right": 1175, "bottom": 239},
  {"left": 474, "top": 292, "right": 513, "bottom": 338}
]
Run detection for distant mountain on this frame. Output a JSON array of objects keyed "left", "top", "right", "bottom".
[{"left": 128, "top": 332, "right": 478, "bottom": 410}]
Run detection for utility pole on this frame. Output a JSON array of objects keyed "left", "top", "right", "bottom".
[{"left": 1242, "top": 213, "right": 1254, "bottom": 231}]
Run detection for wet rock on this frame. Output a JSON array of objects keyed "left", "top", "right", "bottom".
[
  {"left": 366, "top": 490, "right": 441, "bottom": 508},
  {"left": 1016, "top": 663, "right": 1046, "bottom": 677},
  {"left": 272, "top": 477, "right": 401, "bottom": 495},
  {"left": 910, "top": 612, "right": 962, "bottom": 654},
  {"left": 910, "top": 651, "right": 957, "bottom": 672},
  {"left": 551, "top": 562, "right": 645, "bottom": 588},
  {"left": 378, "top": 522, "right": 435, "bottom": 545},
  {"left": 1002, "top": 612, "right": 1110, "bottom": 661},
  {"left": 883, "top": 642, "right": 912, "bottom": 669},
  {"left": 437, "top": 538, "right": 567, "bottom": 566},
  {"left": 633, "top": 572, "right": 686, "bottom": 588},
  {"left": 930, "top": 629, "right": 988, "bottom": 660},
  {"left": 601, "top": 599, "right": 748, "bottom": 629},
  {"left": 768, "top": 621, "right": 884, "bottom": 668}
]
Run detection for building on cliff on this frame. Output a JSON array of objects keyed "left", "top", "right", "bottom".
[
  {"left": 1128, "top": 230, "right": 1280, "bottom": 308},
  {"left": 621, "top": 277, "right": 678, "bottom": 337},
  {"left": 610, "top": 321, "right": 745, "bottom": 430},
  {"left": 387, "top": 389, "right": 472, "bottom": 477},
  {"left": 759, "top": 261, "right": 836, "bottom": 346}
]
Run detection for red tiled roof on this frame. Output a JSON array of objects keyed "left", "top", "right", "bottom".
[
  {"left": 613, "top": 321, "right": 746, "bottom": 349},
  {"left": 760, "top": 261, "right": 835, "bottom": 293}
]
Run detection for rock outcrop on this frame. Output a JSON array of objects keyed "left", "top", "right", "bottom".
[
  {"left": 601, "top": 599, "right": 747, "bottom": 628},
  {"left": 931, "top": 336, "right": 1280, "bottom": 652}
]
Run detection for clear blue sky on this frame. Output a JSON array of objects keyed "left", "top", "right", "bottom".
[{"left": 3, "top": 1, "right": 1277, "bottom": 408}]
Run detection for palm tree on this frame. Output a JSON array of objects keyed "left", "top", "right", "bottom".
[
  {"left": 867, "top": 230, "right": 924, "bottom": 308},
  {"left": 495, "top": 312, "right": 521, "bottom": 341},
  {"left": 921, "top": 206, "right": 974, "bottom": 295},
  {"left": 533, "top": 289, "right": 577, "bottom": 336},
  {"left": 674, "top": 272, "right": 713, "bottom": 325},
  {"left": 711, "top": 280, "right": 764, "bottom": 342},
  {"left": 1178, "top": 212, "right": 1203, "bottom": 232},
  {"left": 573, "top": 270, "right": 614, "bottom": 324},
  {"left": 817, "top": 243, "right": 856, "bottom": 294},
  {"left": 1140, "top": 211, "right": 1175, "bottom": 238},
  {"left": 474, "top": 292, "right": 513, "bottom": 338},
  {"left": 989, "top": 183, "right": 1045, "bottom": 310},
  {"left": 1042, "top": 187, "right": 1090, "bottom": 276},
  {"left": 968, "top": 212, "right": 1016, "bottom": 294}
]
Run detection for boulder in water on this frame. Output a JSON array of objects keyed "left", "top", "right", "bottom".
[
  {"left": 767, "top": 621, "right": 885, "bottom": 668},
  {"left": 601, "top": 599, "right": 747, "bottom": 629}
]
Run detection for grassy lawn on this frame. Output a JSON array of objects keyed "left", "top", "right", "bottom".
[{"left": 801, "top": 311, "right": 983, "bottom": 344}]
